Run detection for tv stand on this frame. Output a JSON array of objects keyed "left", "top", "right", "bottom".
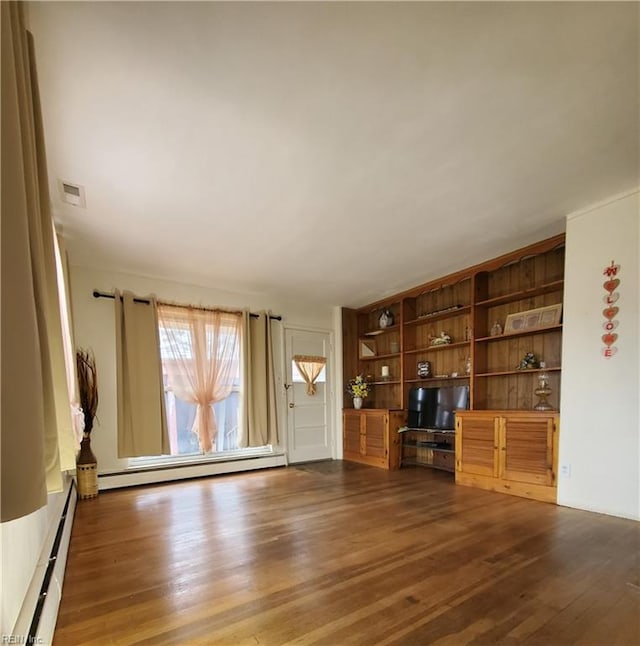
[{"left": 400, "top": 427, "right": 455, "bottom": 473}]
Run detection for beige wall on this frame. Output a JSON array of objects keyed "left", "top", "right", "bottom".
[{"left": 69, "top": 265, "right": 339, "bottom": 474}]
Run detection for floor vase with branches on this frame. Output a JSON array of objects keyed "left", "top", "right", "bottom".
[{"left": 77, "top": 349, "right": 99, "bottom": 499}]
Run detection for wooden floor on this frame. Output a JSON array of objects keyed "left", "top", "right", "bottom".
[{"left": 55, "top": 462, "right": 639, "bottom": 645}]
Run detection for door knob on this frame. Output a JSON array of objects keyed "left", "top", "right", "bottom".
[{"left": 289, "top": 403, "right": 294, "bottom": 408}]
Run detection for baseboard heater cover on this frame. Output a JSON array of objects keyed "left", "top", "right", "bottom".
[
  {"left": 12, "top": 478, "right": 77, "bottom": 645},
  {"left": 98, "top": 453, "right": 288, "bottom": 490}
]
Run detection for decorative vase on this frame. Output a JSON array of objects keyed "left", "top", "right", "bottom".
[
  {"left": 353, "top": 396, "right": 363, "bottom": 410},
  {"left": 76, "top": 434, "right": 98, "bottom": 499}
]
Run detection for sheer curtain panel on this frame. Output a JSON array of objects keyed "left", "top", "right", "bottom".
[
  {"left": 157, "top": 305, "right": 241, "bottom": 453},
  {"left": 54, "top": 232, "right": 83, "bottom": 451},
  {"left": 115, "top": 291, "right": 170, "bottom": 458},
  {"left": 240, "top": 311, "right": 279, "bottom": 448},
  {"left": 1, "top": 3, "right": 75, "bottom": 521}
]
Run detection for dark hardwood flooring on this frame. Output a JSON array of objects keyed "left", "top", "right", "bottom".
[{"left": 55, "top": 461, "right": 639, "bottom": 645}]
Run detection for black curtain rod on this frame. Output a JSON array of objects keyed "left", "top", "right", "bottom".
[{"left": 92, "top": 290, "right": 282, "bottom": 321}]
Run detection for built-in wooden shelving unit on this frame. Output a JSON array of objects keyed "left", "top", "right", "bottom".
[{"left": 342, "top": 234, "right": 566, "bottom": 413}]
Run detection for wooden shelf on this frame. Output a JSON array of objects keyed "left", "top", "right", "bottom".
[
  {"left": 370, "top": 380, "right": 401, "bottom": 385},
  {"left": 404, "top": 305, "right": 471, "bottom": 327},
  {"left": 403, "top": 444, "right": 455, "bottom": 453},
  {"left": 458, "top": 407, "right": 560, "bottom": 414},
  {"left": 475, "top": 366, "right": 562, "bottom": 378},
  {"left": 362, "top": 324, "right": 399, "bottom": 336},
  {"left": 404, "top": 375, "right": 470, "bottom": 383},
  {"left": 404, "top": 341, "right": 470, "bottom": 355},
  {"left": 400, "top": 428, "right": 456, "bottom": 434},
  {"left": 476, "top": 280, "right": 564, "bottom": 308},
  {"left": 475, "top": 324, "right": 562, "bottom": 343},
  {"left": 359, "top": 352, "right": 401, "bottom": 361}
]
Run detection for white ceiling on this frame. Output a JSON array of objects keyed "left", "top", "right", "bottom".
[{"left": 29, "top": 2, "right": 638, "bottom": 308}]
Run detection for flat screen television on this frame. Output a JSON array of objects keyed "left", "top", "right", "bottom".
[{"left": 407, "top": 385, "right": 469, "bottom": 430}]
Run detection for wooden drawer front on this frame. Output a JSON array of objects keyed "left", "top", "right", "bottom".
[
  {"left": 457, "top": 417, "right": 498, "bottom": 477},
  {"left": 343, "top": 414, "right": 362, "bottom": 456},
  {"left": 501, "top": 417, "right": 554, "bottom": 486},
  {"left": 433, "top": 451, "right": 455, "bottom": 472},
  {"left": 364, "top": 413, "right": 387, "bottom": 460}
]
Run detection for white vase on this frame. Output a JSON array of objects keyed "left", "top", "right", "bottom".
[{"left": 353, "top": 396, "right": 363, "bottom": 410}]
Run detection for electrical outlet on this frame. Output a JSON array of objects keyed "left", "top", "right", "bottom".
[{"left": 560, "top": 464, "right": 571, "bottom": 477}]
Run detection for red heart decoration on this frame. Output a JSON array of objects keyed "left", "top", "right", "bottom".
[
  {"left": 603, "top": 306, "right": 619, "bottom": 320},
  {"left": 603, "top": 278, "right": 620, "bottom": 292},
  {"left": 602, "top": 333, "right": 618, "bottom": 347}
]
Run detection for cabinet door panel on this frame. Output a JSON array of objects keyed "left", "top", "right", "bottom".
[
  {"left": 457, "top": 416, "right": 498, "bottom": 477},
  {"left": 343, "top": 413, "right": 362, "bottom": 456},
  {"left": 364, "top": 413, "right": 387, "bottom": 460},
  {"left": 500, "top": 416, "right": 554, "bottom": 485}
]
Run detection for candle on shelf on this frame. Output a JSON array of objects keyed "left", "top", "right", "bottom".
[{"left": 381, "top": 365, "right": 390, "bottom": 378}]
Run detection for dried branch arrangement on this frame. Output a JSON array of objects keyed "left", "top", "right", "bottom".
[{"left": 76, "top": 348, "right": 98, "bottom": 435}]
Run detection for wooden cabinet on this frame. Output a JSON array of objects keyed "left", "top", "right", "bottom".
[
  {"left": 341, "top": 234, "right": 565, "bottom": 500},
  {"left": 455, "top": 410, "right": 558, "bottom": 503},
  {"left": 454, "top": 413, "right": 499, "bottom": 478},
  {"left": 342, "top": 409, "right": 403, "bottom": 470}
]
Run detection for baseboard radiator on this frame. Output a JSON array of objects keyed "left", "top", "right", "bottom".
[
  {"left": 12, "top": 479, "right": 77, "bottom": 645},
  {"left": 98, "top": 453, "right": 288, "bottom": 490}
]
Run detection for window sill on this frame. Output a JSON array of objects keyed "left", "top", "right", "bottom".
[{"left": 127, "top": 446, "right": 276, "bottom": 471}]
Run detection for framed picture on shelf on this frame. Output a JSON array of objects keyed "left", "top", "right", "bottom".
[
  {"left": 504, "top": 304, "right": 563, "bottom": 334},
  {"left": 358, "top": 338, "right": 377, "bottom": 358}
]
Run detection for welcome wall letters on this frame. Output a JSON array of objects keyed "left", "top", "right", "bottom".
[{"left": 602, "top": 261, "right": 620, "bottom": 358}]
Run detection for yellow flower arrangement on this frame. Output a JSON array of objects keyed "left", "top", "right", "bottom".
[{"left": 346, "top": 374, "right": 370, "bottom": 398}]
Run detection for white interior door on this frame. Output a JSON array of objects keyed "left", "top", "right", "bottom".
[{"left": 285, "top": 328, "right": 333, "bottom": 463}]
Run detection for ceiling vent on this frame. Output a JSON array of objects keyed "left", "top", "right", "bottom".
[{"left": 59, "top": 180, "right": 86, "bottom": 208}]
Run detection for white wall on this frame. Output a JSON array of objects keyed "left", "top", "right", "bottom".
[
  {"left": 69, "top": 266, "right": 340, "bottom": 474},
  {"left": 559, "top": 191, "right": 639, "bottom": 520}
]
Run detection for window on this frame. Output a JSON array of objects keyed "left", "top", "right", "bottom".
[
  {"left": 292, "top": 362, "right": 326, "bottom": 384},
  {"left": 162, "top": 378, "right": 241, "bottom": 456},
  {"left": 129, "top": 305, "right": 275, "bottom": 467},
  {"left": 156, "top": 307, "right": 242, "bottom": 457}
]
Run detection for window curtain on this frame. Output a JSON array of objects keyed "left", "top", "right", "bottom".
[
  {"left": 54, "top": 232, "right": 84, "bottom": 449},
  {"left": 157, "top": 305, "right": 241, "bottom": 453},
  {"left": 1, "top": 2, "right": 75, "bottom": 522},
  {"left": 293, "top": 355, "right": 326, "bottom": 395},
  {"left": 240, "top": 311, "right": 279, "bottom": 448},
  {"left": 115, "top": 290, "right": 170, "bottom": 458}
]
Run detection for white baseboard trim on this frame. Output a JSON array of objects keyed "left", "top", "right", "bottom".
[
  {"left": 98, "top": 454, "right": 287, "bottom": 490},
  {"left": 12, "top": 477, "right": 77, "bottom": 645}
]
